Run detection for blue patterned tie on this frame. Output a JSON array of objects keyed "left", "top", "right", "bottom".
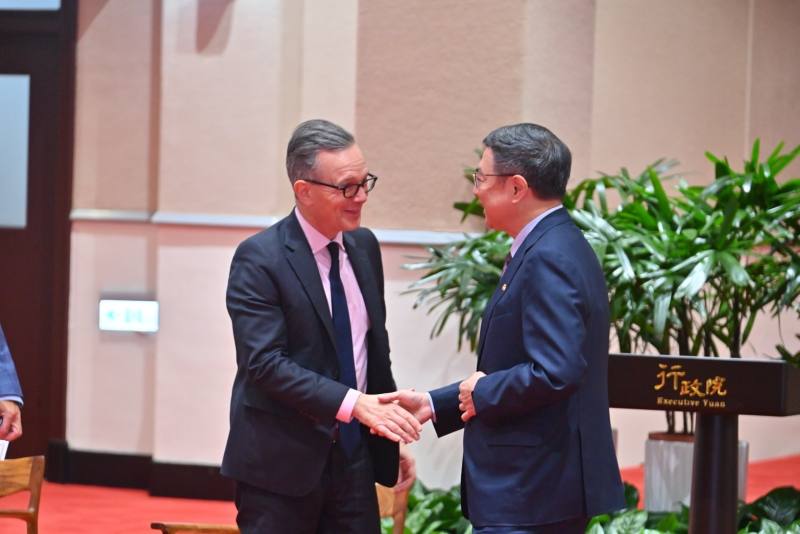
[
  {"left": 327, "top": 242, "right": 361, "bottom": 456},
  {"left": 502, "top": 252, "right": 512, "bottom": 274}
]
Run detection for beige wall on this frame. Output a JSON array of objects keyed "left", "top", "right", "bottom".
[
  {"left": 67, "top": 222, "right": 158, "bottom": 452},
  {"left": 73, "top": 0, "right": 158, "bottom": 211},
  {"left": 749, "top": 0, "right": 800, "bottom": 178},
  {"left": 356, "top": 0, "right": 524, "bottom": 232},
  {"left": 523, "top": 0, "right": 596, "bottom": 183},
  {"left": 158, "top": 0, "right": 287, "bottom": 215},
  {"left": 592, "top": 0, "right": 750, "bottom": 181},
  {"left": 68, "top": 0, "right": 800, "bottom": 487}
]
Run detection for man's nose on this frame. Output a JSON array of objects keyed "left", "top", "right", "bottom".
[{"left": 353, "top": 184, "right": 369, "bottom": 202}]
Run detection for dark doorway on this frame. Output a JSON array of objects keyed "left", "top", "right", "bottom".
[{"left": 0, "top": 2, "right": 75, "bottom": 459}]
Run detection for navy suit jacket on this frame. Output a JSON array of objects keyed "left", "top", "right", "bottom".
[
  {"left": 221, "top": 211, "right": 399, "bottom": 496},
  {"left": 0, "top": 324, "right": 23, "bottom": 400},
  {"left": 430, "top": 208, "right": 624, "bottom": 527}
]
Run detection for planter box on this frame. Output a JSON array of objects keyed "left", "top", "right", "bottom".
[{"left": 644, "top": 433, "right": 748, "bottom": 512}]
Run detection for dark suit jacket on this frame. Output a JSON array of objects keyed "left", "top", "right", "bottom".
[
  {"left": 0, "top": 324, "right": 23, "bottom": 399},
  {"left": 430, "top": 208, "right": 624, "bottom": 527},
  {"left": 221, "top": 211, "right": 399, "bottom": 496}
]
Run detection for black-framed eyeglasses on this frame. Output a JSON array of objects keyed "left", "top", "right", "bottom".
[
  {"left": 471, "top": 169, "right": 512, "bottom": 188},
  {"left": 304, "top": 173, "right": 379, "bottom": 198}
]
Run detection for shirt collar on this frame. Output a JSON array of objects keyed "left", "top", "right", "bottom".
[
  {"left": 510, "top": 204, "right": 563, "bottom": 258},
  {"left": 294, "top": 207, "right": 343, "bottom": 254}
]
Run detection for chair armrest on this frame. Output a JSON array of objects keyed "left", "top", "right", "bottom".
[{"left": 150, "top": 521, "right": 239, "bottom": 534}]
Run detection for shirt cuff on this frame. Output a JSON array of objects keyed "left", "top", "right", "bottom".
[
  {"left": 336, "top": 388, "right": 361, "bottom": 423},
  {"left": 0, "top": 396, "right": 22, "bottom": 406},
  {"left": 426, "top": 392, "right": 437, "bottom": 423}
]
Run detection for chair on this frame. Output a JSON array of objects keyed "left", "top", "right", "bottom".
[
  {"left": 376, "top": 482, "right": 410, "bottom": 534},
  {"left": 151, "top": 482, "right": 411, "bottom": 534},
  {"left": 150, "top": 522, "right": 239, "bottom": 534},
  {"left": 0, "top": 455, "right": 46, "bottom": 534}
]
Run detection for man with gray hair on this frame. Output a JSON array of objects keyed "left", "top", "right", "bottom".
[
  {"left": 222, "top": 119, "right": 419, "bottom": 532},
  {"left": 383, "top": 123, "right": 625, "bottom": 532}
]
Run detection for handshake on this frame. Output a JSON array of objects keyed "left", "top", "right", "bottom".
[{"left": 352, "top": 371, "right": 486, "bottom": 444}]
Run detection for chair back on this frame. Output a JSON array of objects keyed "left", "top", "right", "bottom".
[
  {"left": 0, "top": 455, "right": 46, "bottom": 534},
  {"left": 150, "top": 522, "right": 239, "bottom": 533},
  {"left": 376, "top": 483, "right": 410, "bottom": 534}
]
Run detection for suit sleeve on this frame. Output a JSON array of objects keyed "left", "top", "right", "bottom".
[
  {"left": 227, "top": 239, "right": 349, "bottom": 423},
  {"left": 429, "top": 382, "right": 464, "bottom": 437},
  {"left": 472, "top": 250, "right": 588, "bottom": 423},
  {"left": 0, "top": 325, "right": 23, "bottom": 399}
]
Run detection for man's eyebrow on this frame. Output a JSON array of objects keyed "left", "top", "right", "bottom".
[{"left": 340, "top": 171, "right": 369, "bottom": 182}]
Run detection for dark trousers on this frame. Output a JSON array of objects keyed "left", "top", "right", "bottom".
[
  {"left": 474, "top": 516, "right": 589, "bottom": 534},
  {"left": 235, "top": 441, "right": 380, "bottom": 534}
]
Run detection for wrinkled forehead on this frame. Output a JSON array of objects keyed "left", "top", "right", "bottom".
[{"left": 314, "top": 145, "right": 368, "bottom": 183}]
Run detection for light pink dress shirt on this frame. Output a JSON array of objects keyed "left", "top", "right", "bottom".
[{"left": 295, "top": 208, "right": 369, "bottom": 423}]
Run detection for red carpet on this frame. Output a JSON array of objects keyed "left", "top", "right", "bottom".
[
  {"left": 0, "top": 483, "right": 236, "bottom": 533},
  {"left": 0, "top": 455, "right": 797, "bottom": 532},
  {"left": 619, "top": 454, "right": 800, "bottom": 508}
]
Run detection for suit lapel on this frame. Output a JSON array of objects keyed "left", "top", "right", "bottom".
[
  {"left": 476, "top": 208, "right": 572, "bottom": 363},
  {"left": 476, "top": 276, "right": 505, "bottom": 358},
  {"left": 282, "top": 213, "right": 336, "bottom": 345},
  {"left": 344, "top": 233, "right": 383, "bottom": 328}
]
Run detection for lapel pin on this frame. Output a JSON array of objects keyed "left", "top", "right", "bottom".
[{"left": 501, "top": 283, "right": 507, "bottom": 292}]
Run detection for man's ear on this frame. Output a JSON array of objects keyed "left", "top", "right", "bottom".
[
  {"left": 293, "top": 179, "right": 311, "bottom": 204},
  {"left": 510, "top": 174, "right": 528, "bottom": 201}
]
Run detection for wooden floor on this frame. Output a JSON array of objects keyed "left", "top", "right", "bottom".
[{"left": 0, "top": 455, "right": 797, "bottom": 533}]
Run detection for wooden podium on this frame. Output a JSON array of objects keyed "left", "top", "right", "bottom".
[{"left": 608, "top": 354, "right": 800, "bottom": 533}]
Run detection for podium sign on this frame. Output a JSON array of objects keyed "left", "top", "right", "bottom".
[
  {"left": 608, "top": 353, "right": 800, "bottom": 533},
  {"left": 609, "top": 354, "right": 800, "bottom": 416}
]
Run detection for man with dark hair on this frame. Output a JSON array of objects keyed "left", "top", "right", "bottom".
[
  {"left": 384, "top": 123, "right": 624, "bottom": 532},
  {"left": 0, "top": 323, "right": 23, "bottom": 442},
  {"left": 222, "top": 119, "right": 420, "bottom": 533}
]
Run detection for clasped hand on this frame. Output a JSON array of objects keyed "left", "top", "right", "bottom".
[
  {"left": 458, "top": 371, "right": 485, "bottom": 422},
  {"left": 352, "top": 393, "right": 422, "bottom": 444},
  {"left": 377, "top": 370, "right": 487, "bottom": 426}
]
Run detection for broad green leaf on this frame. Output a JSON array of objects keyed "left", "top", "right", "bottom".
[
  {"left": 751, "top": 138, "right": 761, "bottom": 165},
  {"left": 608, "top": 509, "right": 647, "bottom": 534},
  {"left": 769, "top": 144, "right": 800, "bottom": 176},
  {"left": 612, "top": 243, "right": 635, "bottom": 282},
  {"left": 675, "top": 255, "right": 713, "bottom": 299},
  {"left": 624, "top": 482, "right": 640, "bottom": 509},
  {"left": 652, "top": 511, "right": 684, "bottom": 531},
  {"left": 653, "top": 293, "right": 671, "bottom": 339},
  {"left": 716, "top": 196, "right": 740, "bottom": 247},
  {"left": 648, "top": 168, "right": 673, "bottom": 222},
  {"left": 749, "top": 486, "right": 800, "bottom": 527},
  {"left": 757, "top": 518, "right": 786, "bottom": 534},
  {"left": 768, "top": 141, "right": 786, "bottom": 160},
  {"left": 717, "top": 251, "right": 752, "bottom": 286}
]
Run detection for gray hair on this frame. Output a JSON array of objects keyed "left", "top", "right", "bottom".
[
  {"left": 483, "top": 123, "right": 571, "bottom": 199},
  {"left": 286, "top": 119, "right": 355, "bottom": 183}
]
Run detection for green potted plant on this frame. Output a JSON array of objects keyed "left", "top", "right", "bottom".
[{"left": 566, "top": 140, "right": 800, "bottom": 511}]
